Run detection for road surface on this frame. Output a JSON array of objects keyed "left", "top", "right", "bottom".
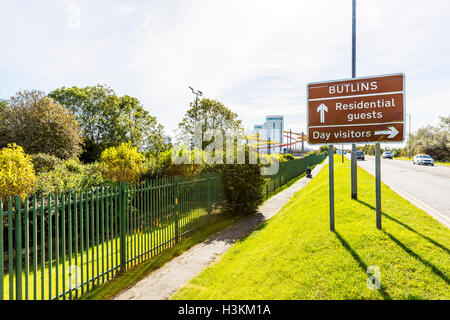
[{"left": 355, "top": 157, "right": 450, "bottom": 227}]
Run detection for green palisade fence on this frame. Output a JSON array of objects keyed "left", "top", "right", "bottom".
[
  {"left": 1, "top": 154, "right": 324, "bottom": 300},
  {"left": 264, "top": 153, "right": 327, "bottom": 197},
  {"left": 0, "top": 172, "right": 224, "bottom": 300}
]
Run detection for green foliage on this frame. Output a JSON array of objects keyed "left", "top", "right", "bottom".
[
  {"left": 31, "top": 153, "right": 62, "bottom": 174},
  {"left": 49, "top": 85, "right": 167, "bottom": 162},
  {"left": 142, "top": 150, "right": 173, "bottom": 180},
  {"left": 318, "top": 145, "right": 337, "bottom": 155},
  {"left": 279, "top": 153, "right": 295, "bottom": 161},
  {"left": 392, "top": 147, "right": 407, "bottom": 158},
  {"left": 0, "top": 90, "right": 82, "bottom": 159},
  {"left": 0, "top": 143, "right": 36, "bottom": 201},
  {"left": 358, "top": 144, "right": 376, "bottom": 155},
  {"left": 99, "top": 142, "right": 144, "bottom": 183},
  {"left": 34, "top": 159, "right": 107, "bottom": 195},
  {"left": 211, "top": 146, "right": 266, "bottom": 216},
  {"left": 406, "top": 116, "right": 450, "bottom": 161},
  {"left": 221, "top": 163, "right": 266, "bottom": 216},
  {"left": 177, "top": 98, "right": 243, "bottom": 150}
]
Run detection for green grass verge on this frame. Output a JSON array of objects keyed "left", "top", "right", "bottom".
[
  {"left": 264, "top": 163, "right": 321, "bottom": 201},
  {"left": 79, "top": 214, "right": 242, "bottom": 300},
  {"left": 173, "top": 156, "right": 450, "bottom": 300}
]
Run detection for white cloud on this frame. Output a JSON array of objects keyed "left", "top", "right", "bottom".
[{"left": 0, "top": 0, "right": 449, "bottom": 143}]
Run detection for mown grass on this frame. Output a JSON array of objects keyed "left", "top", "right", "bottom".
[{"left": 173, "top": 156, "right": 450, "bottom": 300}]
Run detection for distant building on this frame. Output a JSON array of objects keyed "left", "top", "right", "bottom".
[{"left": 251, "top": 115, "right": 284, "bottom": 154}]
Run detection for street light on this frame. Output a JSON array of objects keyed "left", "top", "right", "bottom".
[
  {"left": 406, "top": 113, "right": 412, "bottom": 137},
  {"left": 188, "top": 87, "right": 203, "bottom": 148}
]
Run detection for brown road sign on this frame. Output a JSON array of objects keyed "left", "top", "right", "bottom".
[{"left": 307, "top": 73, "right": 405, "bottom": 144}]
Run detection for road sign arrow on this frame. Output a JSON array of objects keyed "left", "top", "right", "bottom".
[
  {"left": 317, "top": 103, "right": 328, "bottom": 124},
  {"left": 375, "top": 126, "right": 399, "bottom": 139}
]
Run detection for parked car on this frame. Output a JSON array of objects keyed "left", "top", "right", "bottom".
[
  {"left": 382, "top": 151, "right": 393, "bottom": 159},
  {"left": 413, "top": 154, "right": 434, "bottom": 166},
  {"left": 356, "top": 150, "right": 365, "bottom": 160}
]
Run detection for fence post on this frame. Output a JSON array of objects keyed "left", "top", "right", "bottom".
[
  {"left": 174, "top": 176, "right": 179, "bottom": 243},
  {"left": 207, "top": 174, "right": 212, "bottom": 215},
  {"left": 14, "top": 196, "right": 22, "bottom": 300},
  {"left": 119, "top": 182, "right": 127, "bottom": 272}
]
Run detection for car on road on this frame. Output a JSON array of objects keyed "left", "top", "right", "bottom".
[
  {"left": 382, "top": 151, "right": 393, "bottom": 159},
  {"left": 356, "top": 150, "right": 365, "bottom": 160},
  {"left": 413, "top": 154, "right": 434, "bottom": 166}
]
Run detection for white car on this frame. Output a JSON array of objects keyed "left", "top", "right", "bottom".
[
  {"left": 382, "top": 151, "right": 393, "bottom": 159},
  {"left": 413, "top": 154, "right": 434, "bottom": 166}
]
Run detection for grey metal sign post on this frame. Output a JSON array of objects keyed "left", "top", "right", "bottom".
[
  {"left": 351, "top": 0, "right": 358, "bottom": 200},
  {"left": 375, "top": 142, "right": 382, "bottom": 229},
  {"left": 329, "top": 145, "right": 335, "bottom": 231}
]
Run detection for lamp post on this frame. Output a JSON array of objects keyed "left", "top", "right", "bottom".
[{"left": 188, "top": 87, "right": 202, "bottom": 149}]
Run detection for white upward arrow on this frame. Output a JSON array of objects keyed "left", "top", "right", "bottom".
[
  {"left": 375, "top": 126, "right": 399, "bottom": 139},
  {"left": 317, "top": 103, "right": 328, "bottom": 124}
]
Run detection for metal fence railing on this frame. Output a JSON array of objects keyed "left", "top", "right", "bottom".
[
  {"left": 1, "top": 154, "right": 326, "bottom": 300},
  {"left": 0, "top": 172, "right": 224, "bottom": 300},
  {"left": 264, "top": 153, "right": 327, "bottom": 197}
]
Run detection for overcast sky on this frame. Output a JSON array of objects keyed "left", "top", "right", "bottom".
[{"left": 0, "top": 0, "right": 449, "bottom": 146}]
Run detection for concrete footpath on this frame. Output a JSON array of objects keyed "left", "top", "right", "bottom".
[{"left": 114, "top": 161, "right": 327, "bottom": 300}]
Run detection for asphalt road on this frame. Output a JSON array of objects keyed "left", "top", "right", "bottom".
[{"left": 355, "top": 156, "right": 450, "bottom": 227}]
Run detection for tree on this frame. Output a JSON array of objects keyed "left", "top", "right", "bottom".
[
  {"left": 406, "top": 116, "right": 450, "bottom": 161},
  {"left": 0, "top": 90, "right": 82, "bottom": 159},
  {"left": 49, "top": 85, "right": 166, "bottom": 162},
  {"left": 177, "top": 98, "right": 243, "bottom": 150}
]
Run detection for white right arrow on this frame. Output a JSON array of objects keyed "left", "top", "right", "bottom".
[
  {"left": 317, "top": 103, "right": 328, "bottom": 124},
  {"left": 375, "top": 126, "right": 399, "bottom": 138}
]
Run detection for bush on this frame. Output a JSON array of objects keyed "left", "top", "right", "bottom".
[
  {"left": 34, "top": 160, "right": 109, "bottom": 195},
  {"left": 220, "top": 163, "right": 266, "bottom": 216},
  {"left": 99, "top": 142, "right": 143, "bottom": 183},
  {"left": 0, "top": 143, "right": 36, "bottom": 201},
  {"left": 209, "top": 146, "right": 266, "bottom": 216},
  {"left": 142, "top": 150, "right": 172, "bottom": 180},
  {"left": 31, "top": 153, "right": 62, "bottom": 173}
]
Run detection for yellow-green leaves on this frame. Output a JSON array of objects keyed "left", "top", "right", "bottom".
[
  {"left": 0, "top": 143, "right": 36, "bottom": 201},
  {"left": 99, "top": 142, "right": 143, "bottom": 183}
]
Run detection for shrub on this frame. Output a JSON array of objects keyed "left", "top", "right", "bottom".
[
  {"left": 220, "top": 163, "right": 266, "bottom": 216},
  {"left": 99, "top": 142, "right": 143, "bottom": 183},
  {"left": 0, "top": 143, "right": 36, "bottom": 201},
  {"left": 209, "top": 146, "right": 266, "bottom": 216},
  {"left": 31, "top": 153, "right": 62, "bottom": 173},
  {"left": 34, "top": 160, "right": 109, "bottom": 195},
  {"left": 142, "top": 150, "right": 172, "bottom": 180}
]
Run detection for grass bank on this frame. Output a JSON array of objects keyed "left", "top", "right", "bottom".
[{"left": 173, "top": 156, "right": 450, "bottom": 300}]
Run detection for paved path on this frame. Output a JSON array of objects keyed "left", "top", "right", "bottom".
[
  {"left": 113, "top": 162, "right": 326, "bottom": 300},
  {"left": 356, "top": 156, "right": 450, "bottom": 228}
]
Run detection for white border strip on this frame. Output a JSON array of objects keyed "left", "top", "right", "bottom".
[
  {"left": 309, "top": 121, "right": 404, "bottom": 129},
  {"left": 308, "top": 91, "right": 403, "bottom": 102}
]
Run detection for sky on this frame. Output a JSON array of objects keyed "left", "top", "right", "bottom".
[{"left": 0, "top": 0, "right": 449, "bottom": 147}]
